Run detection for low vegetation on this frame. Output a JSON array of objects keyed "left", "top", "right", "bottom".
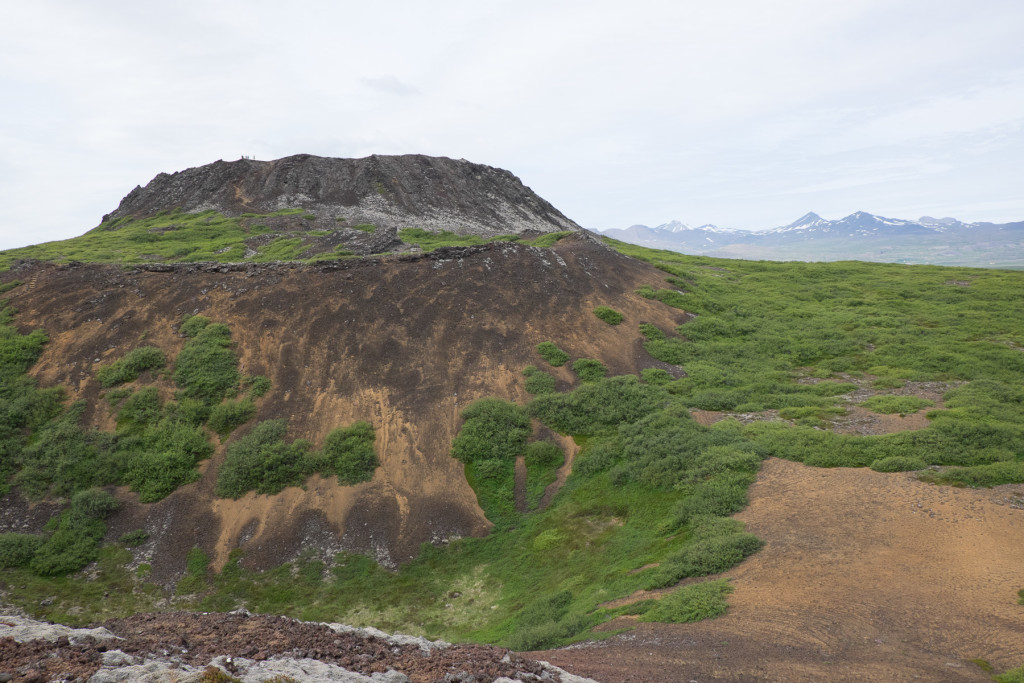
[
  {"left": 95, "top": 346, "right": 166, "bottom": 387},
  {"left": 3, "top": 235, "right": 1024, "bottom": 663},
  {"left": 522, "top": 365, "right": 556, "bottom": 395},
  {"left": 215, "top": 420, "right": 378, "bottom": 498},
  {"left": 536, "top": 341, "right": 569, "bottom": 367},
  {"left": 0, "top": 209, "right": 315, "bottom": 269},
  {"left": 592, "top": 306, "right": 624, "bottom": 325}
]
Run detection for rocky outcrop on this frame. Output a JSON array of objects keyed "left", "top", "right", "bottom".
[
  {"left": 0, "top": 611, "right": 597, "bottom": 682},
  {"left": 102, "top": 154, "right": 582, "bottom": 237}
]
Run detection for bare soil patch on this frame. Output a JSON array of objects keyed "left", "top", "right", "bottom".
[{"left": 533, "top": 458, "right": 1024, "bottom": 682}]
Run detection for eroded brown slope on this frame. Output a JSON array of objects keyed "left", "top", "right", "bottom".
[
  {"left": 535, "top": 458, "right": 1024, "bottom": 682},
  {"left": 3, "top": 237, "right": 687, "bottom": 578}
]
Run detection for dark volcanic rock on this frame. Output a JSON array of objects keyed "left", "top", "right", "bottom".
[{"left": 103, "top": 154, "right": 581, "bottom": 237}]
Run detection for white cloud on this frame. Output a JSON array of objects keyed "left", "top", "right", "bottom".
[{"left": 1, "top": 0, "right": 1023, "bottom": 248}]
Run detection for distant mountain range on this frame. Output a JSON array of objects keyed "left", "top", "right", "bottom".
[{"left": 601, "top": 212, "right": 1024, "bottom": 268}]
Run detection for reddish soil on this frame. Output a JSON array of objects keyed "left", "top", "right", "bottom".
[
  {"left": 0, "top": 237, "right": 688, "bottom": 581},
  {"left": 0, "top": 611, "right": 566, "bottom": 682},
  {"left": 533, "top": 458, "right": 1024, "bottom": 682}
]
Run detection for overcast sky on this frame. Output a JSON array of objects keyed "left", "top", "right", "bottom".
[{"left": 2, "top": 0, "right": 1023, "bottom": 249}]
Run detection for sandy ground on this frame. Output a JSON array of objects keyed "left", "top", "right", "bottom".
[{"left": 534, "top": 458, "right": 1024, "bottom": 682}]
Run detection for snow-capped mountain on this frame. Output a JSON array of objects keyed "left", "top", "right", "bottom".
[{"left": 600, "top": 211, "right": 1024, "bottom": 268}]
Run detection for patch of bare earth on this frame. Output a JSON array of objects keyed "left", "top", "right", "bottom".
[{"left": 533, "top": 458, "right": 1024, "bottom": 682}]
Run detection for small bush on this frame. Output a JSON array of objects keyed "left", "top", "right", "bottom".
[
  {"left": 640, "top": 579, "right": 734, "bottom": 623},
  {"left": 645, "top": 531, "right": 763, "bottom": 589},
  {"left": 95, "top": 346, "right": 166, "bottom": 387},
  {"left": 525, "top": 441, "right": 564, "bottom": 468},
  {"left": 451, "top": 398, "right": 531, "bottom": 463},
  {"left": 318, "top": 421, "right": 378, "bottom": 485},
  {"left": 572, "top": 358, "right": 608, "bottom": 382},
  {"left": 593, "top": 306, "right": 624, "bottom": 325},
  {"left": 522, "top": 366, "right": 557, "bottom": 395},
  {"left": 179, "top": 315, "right": 210, "bottom": 337},
  {"left": 174, "top": 321, "right": 241, "bottom": 404},
  {"left": 641, "top": 368, "right": 673, "bottom": 386},
  {"left": 536, "top": 341, "right": 570, "bottom": 367},
  {"left": 870, "top": 456, "right": 927, "bottom": 472},
  {"left": 244, "top": 375, "right": 271, "bottom": 398},
  {"left": 639, "top": 323, "right": 666, "bottom": 341},
  {"left": 208, "top": 399, "right": 256, "bottom": 437},
  {"left": 995, "top": 665, "right": 1024, "bottom": 683},
  {"left": 530, "top": 375, "right": 667, "bottom": 436},
  {"left": 215, "top": 420, "right": 310, "bottom": 498},
  {"left": 0, "top": 533, "right": 43, "bottom": 568},
  {"left": 30, "top": 488, "right": 120, "bottom": 576}
]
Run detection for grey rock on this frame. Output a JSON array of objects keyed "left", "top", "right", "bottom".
[{"left": 102, "top": 154, "right": 581, "bottom": 239}]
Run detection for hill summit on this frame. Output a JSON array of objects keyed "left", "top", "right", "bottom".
[{"left": 103, "top": 154, "right": 581, "bottom": 237}]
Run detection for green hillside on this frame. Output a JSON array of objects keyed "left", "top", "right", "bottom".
[{"left": 1, "top": 235, "right": 1023, "bottom": 651}]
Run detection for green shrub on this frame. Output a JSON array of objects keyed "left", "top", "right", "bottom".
[
  {"left": 30, "top": 488, "right": 120, "bottom": 576},
  {"left": 244, "top": 375, "right": 271, "bottom": 398},
  {"left": 451, "top": 398, "right": 531, "bottom": 463},
  {"left": 572, "top": 358, "right": 608, "bottom": 382},
  {"left": 917, "top": 461, "right": 1024, "bottom": 487},
  {"left": 641, "top": 368, "right": 673, "bottom": 385},
  {"left": 120, "top": 529, "right": 150, "bottom": 547},
  {"left": 208, "top": 399, "right": 257, "bottom": 437},
  {"left": 870, "top": 456, "right": 928, "bottom": 472},
  {"left": 995, "top": 665, "right": 1024, "bottom": 683},
  {"left": 317, "top": 421, "right": 378, "bottom": 485},
  {"left": 530, "top": 375, "right": 666, "bottom": 436},
  {"left": 95, "top": 346, "right": 166, "bottom": 387},
  {"left": 116, "top": 386, "right": 162, "bottom": 431},
  {"left": 644, "top": 532, "right": 763, "bottom": 589},
  {"left": 536, "top": 341, "right": 570, "bottom": 367},
  {"left": 179, "top": 314, "right": 211, "bottom": 337},
  {"left": 522, "top": 366, "right": 557, "bottom": 395},
  {"left": 639, "top": 579, "right": 733, "bottom": 623},
  {"left": 593, "top": 306, "right": 624, "bottom": 325},
  {"left": 860, "top": 395, "right": 935, "bottom": 415},
  {"left": 215, "top": 420, "right": 311, "bottom": 498},
  {"left": 0, "top": 533, "right": 43, "bottom": 568},
  {"left": 639, "top": 323, "right": 666, "bottom": 341},
  {"left": 174, "top": 321, "right": 241, "bottom": 404}
]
